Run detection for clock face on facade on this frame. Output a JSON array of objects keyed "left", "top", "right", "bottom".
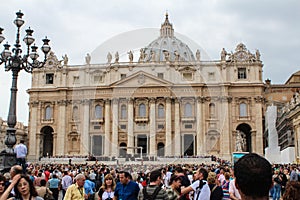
[{"left": 236, "top": 51, "right": 247, "bottom": 61}]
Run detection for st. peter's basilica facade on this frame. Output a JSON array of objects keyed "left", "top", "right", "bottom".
[{"left": 27, "top": 14, "right": 264, "bottom": 161}]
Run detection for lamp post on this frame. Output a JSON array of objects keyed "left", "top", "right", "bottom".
[{"left": 0, "top": 10, "right": 51, "bottom": 171}]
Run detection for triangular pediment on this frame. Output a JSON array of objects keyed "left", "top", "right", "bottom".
[{"left": 111, "top": 71, "right": 173, "bottom": 88}]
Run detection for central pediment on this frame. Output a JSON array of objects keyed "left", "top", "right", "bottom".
[{"left": 111, "top": 71, "right": 173, "bottom": 88}]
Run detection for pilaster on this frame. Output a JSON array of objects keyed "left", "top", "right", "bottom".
[
  {"left": 112, "top": 98, "right": 119, "bottom": 156},
  {"left": 81, "top": 99, "right": 90, "bottom": 155},
  {"left": 104, "top": 99, "right": 111, "bottom": 156},
  {"left": 149, "top": 98, "right": 156, "bottom": 156},
  {"left": 174, "top": 98, "right": 181, "bottom": 156},
  {"left": 127, "top": 98, "right": 134, "bottom": 155},
  {"left": 165, "top": 97, "right": 172, "bottom": 156}
]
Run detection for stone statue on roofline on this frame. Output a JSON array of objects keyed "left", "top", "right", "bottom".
[
  {"left": 138, "top": 48, "right": 146, "bottom": 62},
  {"left": 128, "top": 50, "right": 133, "bottom": 62},
  {"left": 196, "top": 49, "right": 200, "bottom": 61},
  {"left": 107, "top": 52, "right": 112, "bottom": 63},
  {"left": 221, "top": 48, "right": 227, "bottom": 61},
  {"left": 85, "top": 53, "right": 91, "bottom": 65},
  {"left": 62, "top": 54, "right": 68, "bottom": 66},
  {"left": 114, "top": 52, "right": 119, "bottom": 63}
]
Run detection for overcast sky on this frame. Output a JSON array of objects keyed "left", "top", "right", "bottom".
[{"left": 0, "top": 0, "right": 299, "bottom": 125}]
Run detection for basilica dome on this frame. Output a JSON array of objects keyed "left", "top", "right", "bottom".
[{"left": 141, "top": 13, "right": 196, "bottom": 62}]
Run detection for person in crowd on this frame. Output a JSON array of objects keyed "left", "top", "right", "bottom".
[
  {"left": 228, "top": 169, "right": 241, "bottom": 200},
  {"left": 217, "top": 167, "right": 225, "bottom": 186},
  {"left": 173, "top": 166, "right": 190, "bottom": 200},
  {"left": 34, "top": 172, "right": 43, "bottom": 187},
  {"left": 48, "top": 174, "right": 60, "bottom": 200},
  {"left": 207, "top": 172, "right": 223, "bottom": 200},
  {"left": 61, "top": 170, "right": 73, "bottom": 199},
  {"left": 0, "top": 174, "right": 18, "bottom": 199},
  {"left": 5, "top": 174, "right": 43, "bottom": 200},
  {"left": 234, "top": 153, "right": 273, "bottom": 200},
  {"left": 272, "top": 169, "right": 282, "bottom": 200},
  {"left": 36, "top": 179, "right": 53, "bottom": 199},
  {"left": 64, "top": 173, "right": 88, "bottom": 200},
  {"left": 98, "top": 174, "right": 116, "bottom": 200},
  {"left": 289, "top": 165, "right": 298, "bottom": 181},
  {"left": 221, "top": 172, "right": 230, "bottom": 200},
  {"left": 138, "top": 169, "right": 168, "bottom": 200},
  {"left": 84, "top": 176, "right": 96, "bottom": 200},
  {"left": 166, "top": 174, "right": 182, "bottom": 200},
  {"left": 282, "top": 181, "right": 300, "bottom": 200},
  {"left": 181, "top": 168, "right": 210, "bottom": 200},
  {"left": 114, "top": 171, "right": 140, "bottom": 200},
  {"left": 14, "top": 139, "right": 27, "bottom": 174}
]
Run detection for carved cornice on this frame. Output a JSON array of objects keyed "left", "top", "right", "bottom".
[
  {"left": 57, "top": 100, "right": 69, "bottom": 106},
  {"left": 29, "top": 101, "right": 40, "bottom": 107}
]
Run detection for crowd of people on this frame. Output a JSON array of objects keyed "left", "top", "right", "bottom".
[{"left": 0, "top": 153, "right": 299, "bottom": 200}]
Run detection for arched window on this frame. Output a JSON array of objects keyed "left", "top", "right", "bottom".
[
  {"left": 45, "top": 106, "right": 52, "bottom": 120},
  {"left": 209, "top": 103, "right": 216, "bottom": 118},
  {"left": 158, "top": 104, "right": 165, "bottom": 118},
  {"left": 240, "top": 103, "right": 247, "bottom": 117},
  {"left": 95, "top": 105, "right": 103, "bottom": 119},
  {"left": 121, "top": 104, "right": 127, "bottom": 119},
  {"left": 139, "top": 103, "right": 146, "bottom": 117},
  {"left": 72, "top": 106, "right": 79, "bottom": 120},
  {"left": 184, "top": 103, "right": 192, "bottom": 117}
]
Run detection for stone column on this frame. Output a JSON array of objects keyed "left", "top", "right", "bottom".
[
  {"left": 127, "top": 98, "right": 134, "bottom": 155},
  {"left": 149, "top": 98, "right": 156, "bottom": 156},
  {"left": 254, "top": 96, "right": 264, "bottom": 154},
  {"left": 174, "top": 98, "right": 181, "bottom": 156},
  {"left": 196, "top": 97, "right": 202, "bottom": 155},
  {"left": 104, "top": 99, "right": 111, "bottom": 156},
  {"left": 165, "top": 97, "right": 172, "bottom": 156},
  {"left": 220, "top": 96, "right": 231, "bottom": 158},
  {"left": 57, "top": 100, "right": 67, "bottom": 156},
  {"left": 81, "top": 99, "right": 90, "bottom": 155},
  {"left": 201, "top": 97, "right": 207, "bottom": 154},
  {"left": 112, "top": 98, "right": 119, "bottom": 157},
  {"left": 28, "top": 101, "right": 39, "bottom": 161}
]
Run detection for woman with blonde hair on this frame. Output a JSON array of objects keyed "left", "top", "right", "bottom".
[{"left": 98, "top": 174, "right": 116, "bottom": 200}]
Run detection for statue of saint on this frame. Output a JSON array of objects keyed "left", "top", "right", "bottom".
[
  {"left": 174, "top": 50, "right": 180, "bottom": 62},
  {"left": 150, "top": 50, "right": 156, "bottom": 62},
  {"left": 163, "top": 50, "right": 170, "bottom": 62},
  {"left": 85, "top": 53, "right": 91, "bottom": 65},
  {"left": 221, "top": 48, "right": 227, "bottom": 61},
  {"left": 196, "top": 49, "right": 200, "bottom": 61},
  {"left": 128, "top": 50, "right": 133, "bottom": 62},
  {"left": 114, "top": 52, "right": 119, "bottom": 63},
  {"left": 235, "top": 130, "right": 246, "bottom": 152},
  {"left": 256, "top": 49, "right": 261, "bottom": 61},
  {"left": 107, "top": 52, "right": 112, "bottom": 63},
  {"left": 138, "top": 48, "right": 146, "bottom": 62},
  {"left": 62, "top": 54, "right": 68, "bottom": 65}
]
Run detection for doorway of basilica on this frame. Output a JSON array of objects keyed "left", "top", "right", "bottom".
[{"left": 40, "top": 126, "right": 54, "bottom": 157}]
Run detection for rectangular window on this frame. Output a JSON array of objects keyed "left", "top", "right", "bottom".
[
  {"left": 158, "top": 124, "right": 164, "bottom": 129},
  {"left": 182, "top": 72, "right": 193, "bottom": 81},
  {"left": 94, "top": 75, "right": 103, "bottom": 83},
  {"left": 73, "top": 76, "right": 80, "bottom": 84},
  {"left": 157, "top": 73, "right": 164, "bottom": 79},
  {"left": 46, "top": 73, "right": 54, "bottom": 84},
  {"left": 94, "top": 126, "right": 101, "bottom": 130},
  {"left": 121, "top": 74, "right": 126, "bottom": 79},
  {"left": 238, "top": 68, "right": 247, "bottom": 79},
  {"left": 185, "top": 124, "right": 193, "bottom": 129},
  {"left": 120, "top": 124, "right": 127, "bottom": 129}
]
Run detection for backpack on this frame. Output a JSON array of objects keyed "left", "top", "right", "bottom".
[{"left": 143, "top": 186, "right": 162, "bottom": 200}]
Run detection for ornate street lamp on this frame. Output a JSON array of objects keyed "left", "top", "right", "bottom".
[{"left": 0, "top": 11, "right": 51, "bottom": 171}]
